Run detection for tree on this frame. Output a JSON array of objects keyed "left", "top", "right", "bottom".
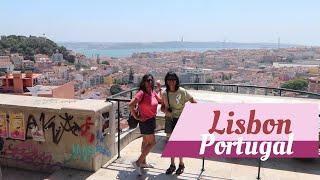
[
  {"left": 128, "top": 67, "right": 134, "bottom": 84},
  {"left": 75, "top": 63, "right": 81, "bottom": 71},
  {"left": 101, "top": 61, "right": 110, "bottom": 65},
  {"left": 0, "top": 35, "right": 75, "bottom": 63},
  {"left": 281, "top": 78, "right": 308, "bottom": 91},
  {"left": 110, "top": 85, "right": 123, "bottom": 95}
]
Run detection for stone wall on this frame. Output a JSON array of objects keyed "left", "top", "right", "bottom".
[{"left": 0, "top": 94, "right": 116, "bottom": 172}]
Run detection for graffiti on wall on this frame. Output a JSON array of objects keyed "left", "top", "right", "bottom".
[
  {"left": 1, "top": 142, "right": 61, "bottom": 169},
  {"left": 95, "top": 131, "right": 111, "bottom": 157},
  {"left": 1, "top": 111, "right": 108, "bottom": 169},
  {"left": 94, "top": 112, "right": 111, "bottom": 157},
  {"left": 65, "top": 144, "right": 94, "bottom": 162},
  {"left": 26, "top": 113, "right": 81, "bottom": 144},
  {"left": 80, "top": 117, "right": 95, "bottom": 144}
]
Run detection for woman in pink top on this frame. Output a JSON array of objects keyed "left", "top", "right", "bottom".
[{"left": 129, "top": 74, "right": 162, "bottom": 175}]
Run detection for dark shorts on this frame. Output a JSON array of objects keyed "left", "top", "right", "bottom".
[
  {"left": 165, "top": 117, "right": 179, "bottom": 134},
  {"left": 139, "top": 117, "right": 156, "bottom": 135}
]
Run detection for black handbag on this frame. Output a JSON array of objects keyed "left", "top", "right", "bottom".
[{"left": 128, "top": 93, "right": 145, "bottom": 129}]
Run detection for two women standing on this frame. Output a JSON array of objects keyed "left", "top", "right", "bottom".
[{"left": 129, "top": 71, "right": 196, "bottom": 176}]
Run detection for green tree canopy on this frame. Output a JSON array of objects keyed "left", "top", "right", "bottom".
[
  {"left": 0, "top": 35, "right": 75, "bottom": 63},
  {"left": 281, "top": 78, "right": 308, "bottom": 91},
  {"left": 110, "top": 85, "right": 123, "bottom": 95},
  {"left": 128, "top": 67, "right": 134, "bottom": 84},
  {"left": 101, "top": 61, "right": 110, "bottom": 65}
]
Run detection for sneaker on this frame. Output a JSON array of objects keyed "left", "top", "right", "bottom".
[
  {"left": 132, "top": 161, "right": 142, "bottom": 175},
  {"left": 141, "top": 163, "right": 155, "bottom": 168}
]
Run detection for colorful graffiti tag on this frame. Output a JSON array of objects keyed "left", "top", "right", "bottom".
[
  {"left": 65, "top": 144, "right": 94, "bottom": 162},
  {"left": 1, "top": 142, "right": 61, "bottom": 169},
  {"left": 80, "top": 117, "right": 95, "bottom": 144}
]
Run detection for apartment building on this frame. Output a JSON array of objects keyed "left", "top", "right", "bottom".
[
  {"left": 51, "top": 50, "right": 64, "bottom": 62},
  {"left": 133, "top": 73, "right": 144, "bottom": 85},
  {"left": 178, "top": 67, "right": 207, "bottom": 83},
  {"left": 0, "top": 56, "right": 10, "bottom": 63},
  {"left": 85, "top": 74, "right": 105, "bottom": 87},
  {"left": 308, "top": 77, "right": 320, "bottom": 93},
  {"left": 23, "top": 60, "right": 35, "bottom": 70},
  {"left": 11, "top": 54, "right": 24, "bottom": 70},
  {"left": 0, "top": 72, "right": 41, "bottom": 93}
]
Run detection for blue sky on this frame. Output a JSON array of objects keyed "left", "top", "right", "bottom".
[{"left": 1, "top": 0, "right": 319, "bottom": 45}]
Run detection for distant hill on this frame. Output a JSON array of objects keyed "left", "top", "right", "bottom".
[
  {"left": 0, "top": 35, "right": 75, "bottom": 63},
  {"left": 59, "top": 41, "right": 302, "bottom": 50}
]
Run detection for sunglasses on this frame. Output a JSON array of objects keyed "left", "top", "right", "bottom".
[{"left": 146, "top": 79, "right": 153, "bottom": 82}]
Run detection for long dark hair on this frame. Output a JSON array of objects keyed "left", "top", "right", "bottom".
[
  {"left": 164, "top": 71, "right": 180, "bottom": 91},
  {"left": 139, "top": 74, "right": 155, "bottom": 93}
]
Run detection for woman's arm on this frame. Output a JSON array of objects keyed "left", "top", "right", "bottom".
[{"left": 155, "top": 91, "right": 163, "bottom": 104}]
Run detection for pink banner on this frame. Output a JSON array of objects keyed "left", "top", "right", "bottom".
[{"left": 162, "top": 103, "right": 319, "bottom": 160}]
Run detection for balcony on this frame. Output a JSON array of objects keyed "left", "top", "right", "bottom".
[{"left": 0, "top": 84, "right": 319, "bottom": 179}]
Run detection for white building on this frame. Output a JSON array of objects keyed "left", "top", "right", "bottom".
[
  {"left": 51, "top": 50, "right": 63, "bottom": 62},
  {"left": 85, "top": 75, "right": 105, "bottom": 87},
  {"left": 23, "top": 60, "right": 35, "bottom": 70},
  {"left": 0, "top": 63, "right": 14, "bottom": 72},
  {"left": 133, "top": 73, "right": 144, "bottom": 85},
  {"left": 177, "top": 67, "right": 207, "bottom": 83},
  {"left": 10, "top": 54, "right": 24, "bottom": 70}
]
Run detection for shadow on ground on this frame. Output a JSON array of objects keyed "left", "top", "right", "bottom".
[
  {"left": 104, "top": 162, "right": 233, "bottom": 180},
  {"left": 46, "top": 167, "right": 93, "bottom": 180},
  {"left": 1, "top": 166, "right": 51, "bottom": 180}
]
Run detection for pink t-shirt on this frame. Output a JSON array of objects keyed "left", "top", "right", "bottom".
[{"left": 135, "top": 90, "right": 159, "bottom": 121}]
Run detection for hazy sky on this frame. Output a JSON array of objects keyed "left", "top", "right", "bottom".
[{"left": 1, "top": 0, "right": 319, "bottom": 45}]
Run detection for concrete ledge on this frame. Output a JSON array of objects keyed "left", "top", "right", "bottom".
[{"left": 0, "top": 94, "right": 114, "bottom": 172}]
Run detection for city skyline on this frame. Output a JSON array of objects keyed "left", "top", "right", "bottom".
[{"left": 1, "top": 0, "right": 320, "bottom": 46}]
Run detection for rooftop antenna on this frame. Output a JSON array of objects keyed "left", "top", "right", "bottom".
[{"left": 278, "top": 37, "right": 280, "bottom": 49}]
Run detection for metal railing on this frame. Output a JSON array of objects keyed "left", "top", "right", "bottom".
[
  {"left": 106, "top": 83, "right": 320, "bottom": 179},
  {"left": 181, "top": 83, "right": 320, "bottom": 98}
]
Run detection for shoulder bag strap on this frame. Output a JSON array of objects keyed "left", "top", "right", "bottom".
[
  {"left": 166, "top": 89, "right": 171, "bottom": 108},
  {"left": 137, "top": 91, "right": 145, "bottom": 109}
]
